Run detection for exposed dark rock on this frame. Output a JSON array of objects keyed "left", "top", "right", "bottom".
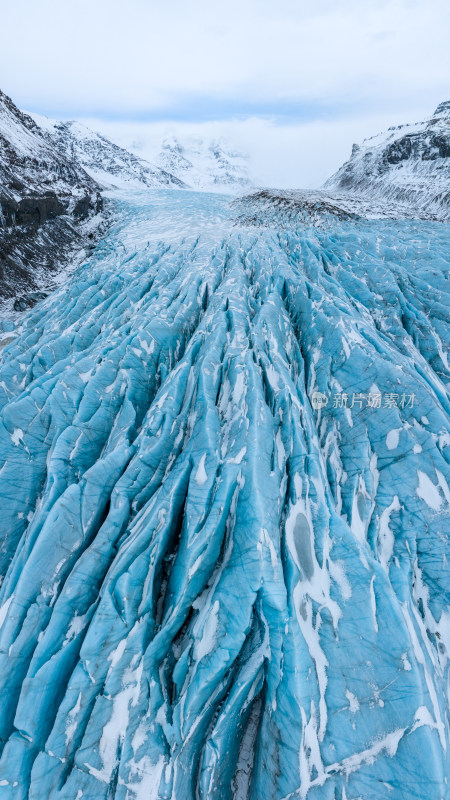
[
  {"left": 13, "top": 290, "right": 48, "bottom": 312},
  {"left": 324, "top": 100, "right": 450, "bottom": 220},
  {"left": 1, "top": 192, "right": 65, "bottom": 227},
  {"left": 232, "top": 188, "right": 360, "bottom": 228},
  {"left": 384, "top": 135, "right": 413, "bottom": 164},
  {"left": 422, "top": 133, "right": 450, "bottom": 161},
  {"left": 0, "top": 89, "right": 107, "bottom": 307},
  {"left": 73, "top": 191, "right": 103, "bottom": 219}
]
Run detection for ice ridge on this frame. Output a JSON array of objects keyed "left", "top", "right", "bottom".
[{"left": 0, "top": 190, "right": 449, "bottom": 799}]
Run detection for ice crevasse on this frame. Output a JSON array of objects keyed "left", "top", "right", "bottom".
[{"left": 0, "top": 190, "right": 449, "bottom": 799}]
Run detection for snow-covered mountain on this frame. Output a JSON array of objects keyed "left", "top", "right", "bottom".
[
  {"left": 0, "top": 89, "right": 104, "bottom": 307},
  {"left": 325, "top": 100, "right": 450, "bottom": 220},
  {"left": 29, "top": 114, "right": 185, "bottom": 191},
  {"left": 0, "top": 92, "right": 99, "bottom": 202},
  {"left": 0, "top": 87, "right": 194, "bottom": 309},
  {"left": 238, "top": 102, "right": 450, "bottom": 225},
  {"left": 153, "top": 135, "right": 253, "bottom": 191}
]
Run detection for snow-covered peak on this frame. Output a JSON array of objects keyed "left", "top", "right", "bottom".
[
  {"left": 432, "top": 100, "right": 450, "bottom": 120},
  {"left": 23, "top": 109, "right": 253, "bottom": 194},
  {"left": 161, "top": 135, "right": 185, "bottom": 155},
  {"left": 324, "top": 101, "right": 450, "bottom": 220},
  {"left": 28, "top": 113, "right": 184, "bottom": 191},
  {"left": 0, "top": 90, "right": 45, "bottom": 161},
  {"left": 154, "top": 135, "right": 253, "bottom": 192},
  {"left": 0, "top": 90, "right": 105, "bottom": 306},
  {"left": 0, "top": 92, "right": 96, "bottom": 200}
]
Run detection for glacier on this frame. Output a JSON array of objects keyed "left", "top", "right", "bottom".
[{"left": 0, "top": 188, "right": 449, "bottom": 800}]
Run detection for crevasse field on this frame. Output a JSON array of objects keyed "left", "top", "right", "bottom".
[{"left": 0, "top": 189, "right": 449, "bottom": 800}]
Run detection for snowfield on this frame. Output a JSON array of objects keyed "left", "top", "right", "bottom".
[{"left": 0, "top": 188, "right": 449, "bottom": 799}]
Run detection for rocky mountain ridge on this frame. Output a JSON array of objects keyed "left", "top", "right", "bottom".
[
  {"left": 29, "top": 113, "right": 185, "bottom": 191},
  {"left": 0, "top": 90, "right": 190, "bottom": 311},
  {"left": 238, "top": 101, "right": 450, "bottom": 226},
  {"left": 28, "top": 116, "right": 252, "bottom": 194},
  {"left": 324, "top": 100, "right": 450, "bottom": 219},
  {"left": 0, "top": 89, "right": 105, "bottom": 308}
]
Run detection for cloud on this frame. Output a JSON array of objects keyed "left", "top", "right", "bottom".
[
  {"left": 2, "top": 0, "right": 449, "bottom": 119},
  {"left": 80, "top": 107, "right": 428, "bottom": 190},
  {"left": 2, "top": 0, "right": 449, "bottom": 186}
]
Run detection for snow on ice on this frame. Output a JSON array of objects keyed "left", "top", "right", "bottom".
[{"left": 0, "top": 188, "right": 449, "bottom": 799}]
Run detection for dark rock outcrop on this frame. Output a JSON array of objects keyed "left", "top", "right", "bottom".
[
  {"left": 1, "top": 192, "right": 65, "bottom": 226},
  {"left": 325, "top": 101, "right": 450, "bottom": 220},
  {"left": 0, "top": 89, "right": 106, "bottom": 308}
]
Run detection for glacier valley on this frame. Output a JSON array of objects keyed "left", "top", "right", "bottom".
[{"left": 0, "top": 188, "right": 449, "bottom": 800}]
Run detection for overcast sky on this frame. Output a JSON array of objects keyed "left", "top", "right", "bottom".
[{"left": 2, "top": 0, "right": 449, "bottom": 187}]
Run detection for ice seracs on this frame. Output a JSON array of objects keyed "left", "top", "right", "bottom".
[{"left": 0, "top": 188, "right": 448, "bottom": 799}]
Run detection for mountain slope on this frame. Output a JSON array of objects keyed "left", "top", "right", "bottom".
[
  {"left": 154, "top": 135, "right": 253, "bottom": 191},
  {"left": 325, "top": 101, "right": 450, "bottom": 220},
  {"left": 0, "top": 89, "right": 104, "bottom": 307},
  {"left": 30, "top": 114, "right": 185, "bottom": 190},
  {"left": 0, "top": 92, "right": 99, "bottom": 200}
]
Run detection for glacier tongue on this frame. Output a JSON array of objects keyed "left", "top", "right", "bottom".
[{"left": 0, "top": 189, "right": 449, "bottom": 800}]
